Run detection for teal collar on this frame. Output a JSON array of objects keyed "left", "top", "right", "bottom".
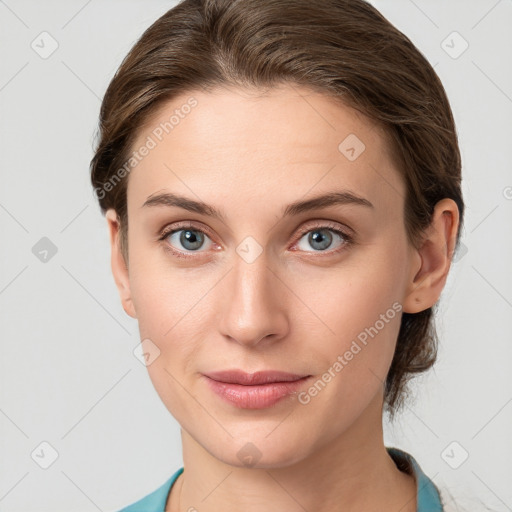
[{"left": 387, "top": 446, "right": 444, "bottom": 511}]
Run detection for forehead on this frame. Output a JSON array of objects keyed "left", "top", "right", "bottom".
[{"left": 127, "top": 84, "right": 405, "bottom": 218}]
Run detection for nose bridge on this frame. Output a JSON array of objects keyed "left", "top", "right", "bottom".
[{"left": 218, "top": 247, "right": 288, "bottom": 346}]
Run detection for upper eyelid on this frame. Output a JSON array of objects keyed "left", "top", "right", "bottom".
[
  {"left": 160, "top": 220, "right": 215, "bottom": 239},
  {"left": 295, "top": 221, "right": 351, "bottom": 236}
]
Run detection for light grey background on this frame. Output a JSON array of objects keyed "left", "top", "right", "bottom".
[{"left": 0, "top": 0, "right": 511, "bottom": 511}]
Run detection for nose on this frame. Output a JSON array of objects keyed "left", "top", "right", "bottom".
[{"left": 218, "top": 252, "right": 290, "bottom": 347}]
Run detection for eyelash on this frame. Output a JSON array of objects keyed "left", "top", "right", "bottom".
[{"left": 157, "top": 221, "right": 354, "bottom": 260}]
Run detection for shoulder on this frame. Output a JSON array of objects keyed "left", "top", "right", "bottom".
[{"left": 117, "top": 467, "right": 184, "bottom": 512}]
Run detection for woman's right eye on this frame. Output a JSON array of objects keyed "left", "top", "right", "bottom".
[{"left": 163, "top": 227, "right": 215, "bottom": 254}]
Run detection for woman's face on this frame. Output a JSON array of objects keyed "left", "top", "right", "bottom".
[{"left": 113, "top": 84, "right": 421, "bottom": 467}]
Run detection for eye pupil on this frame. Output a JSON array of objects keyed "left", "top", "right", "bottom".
[
  {"left": 308, "top": 229, "right": 332, "bottom": 250},
  {"left": 180, "top": 230, "right": 204, "bottom": 250}
]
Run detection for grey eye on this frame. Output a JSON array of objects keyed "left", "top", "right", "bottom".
[
  {"left": 167, "top": 229, "right": 212, "bottom": 252},
  {"left": 296, "top": 228, "right": 346, "bottom": 252}
]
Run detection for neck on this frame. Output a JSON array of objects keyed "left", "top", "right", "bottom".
[{"left": 167, "top": 392, "right": 416, "bottom": 512}]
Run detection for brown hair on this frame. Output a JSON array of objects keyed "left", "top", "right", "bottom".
[{"left": 90, "top": 0, "right": 465, "bottom": 417}]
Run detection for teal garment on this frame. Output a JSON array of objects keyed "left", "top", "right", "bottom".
[
  {"left": 117, "top": 447, "right": 443, "bottom": 511},
  {"left": 117, "top": 467, "right": 184, "bottom": 512},
  {"left": 387, "top": 447, "right": 444, "bottom": 511}
]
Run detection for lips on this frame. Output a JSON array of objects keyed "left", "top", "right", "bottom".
[
  {"left": 204, "top": 369, "right": 310, "bottom": 385},
  {"left": 203, "top": 370, "right": 313, "bottom": 409}
]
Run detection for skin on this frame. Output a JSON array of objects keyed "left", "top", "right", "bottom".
[{"left": 106, "top": 84, "right": 459, "bottom": 512}]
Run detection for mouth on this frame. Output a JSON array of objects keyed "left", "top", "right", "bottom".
[
  {"left": 202, "top": 370, "right": 312, "bottom": 409},
  {"left": 203, "top": 369, "right": 311, "bottom": 385}
]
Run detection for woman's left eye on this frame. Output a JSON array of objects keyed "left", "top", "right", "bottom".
[{"left": 294, "top": 226, "right": 352, "bottom": 253}]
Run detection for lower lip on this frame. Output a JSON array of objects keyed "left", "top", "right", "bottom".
[{"left": 203, "top": 376, "right": 312, "bottom": 409}]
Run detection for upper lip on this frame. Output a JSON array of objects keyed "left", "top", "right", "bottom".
[{"left": 204, "top": 370, "right": 310, "bottom": 385}]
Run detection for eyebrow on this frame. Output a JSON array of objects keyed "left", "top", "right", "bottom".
[{"left": 141, "top": 190, "right": 374, "bottom": 221}]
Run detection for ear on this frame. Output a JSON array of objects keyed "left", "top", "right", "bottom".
[
  {"left": 105, "top": 209, "right": 137, "bottom": 319},
  {"left": 402, "top": 198, "right": 460, "bottom": 314}
]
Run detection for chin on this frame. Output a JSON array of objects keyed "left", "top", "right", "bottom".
[{"left": 203, "top": 432, "right": 312, "bottom": 470}]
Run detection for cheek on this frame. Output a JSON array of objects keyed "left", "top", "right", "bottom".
[
  {"left": 128, "top": 252, "right": 217, "bottom": 378},
  {"left": 128, "top": 243, "right": 209, "bottom": 336},
  {"left": 128, "top": 258, "right": 208, "bottom": 416},
  {"left": 290, "top": 247, "right": 406, "bottom": 393},
  {"left": 297, "top": 248, "right": 405, "bottom": 340}
]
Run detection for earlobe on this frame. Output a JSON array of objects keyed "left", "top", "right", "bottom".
[
  {"left": 402, "top": 199, "right": 460, "bottom": 314},
  {"left": 105, "top": 209, "right": 137, "bottom": 319}
]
